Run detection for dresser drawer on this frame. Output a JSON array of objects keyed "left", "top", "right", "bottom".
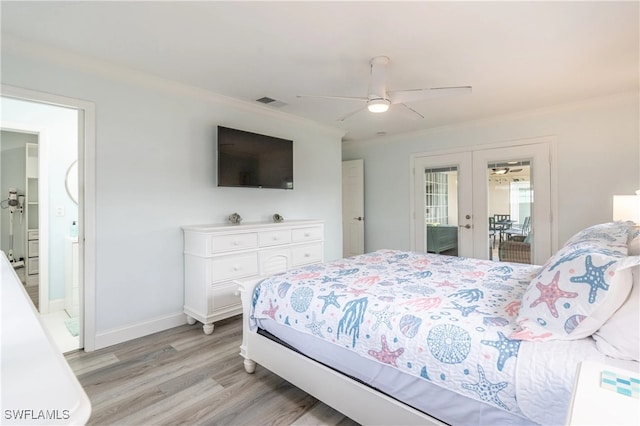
[
  {"left": 208, "top": 282, "right": 241, "bottom": 312},
  {"left": 210, "top": 233, "right": 258, "bottom": 253},
  {"left": 259, "top": 229, "right": 292, "bottom": 247},
  {"left": 292, "top": 243, "right": 323, "bottom": 266},
  {"left": 292, "top": 226, "right": 323, "bottom": 242},
  {"left": 211, "top": 253, "right": 258, "bottom": 282},
  {"left": 259, "top": 249, "right": 291, "bottom": 276}
]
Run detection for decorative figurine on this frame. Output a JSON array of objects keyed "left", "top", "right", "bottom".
[
  {"left": 228, "top": 212, "right": 242, "bottom": 224},
  {"left": 272, "top": 213, "right": 284, "bottom": 223}
]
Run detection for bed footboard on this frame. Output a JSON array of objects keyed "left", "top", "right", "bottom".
[{"left": 236, "top": 278, "right": 446, "bottom": 426}]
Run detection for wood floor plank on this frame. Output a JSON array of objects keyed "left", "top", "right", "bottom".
[
  {"left": 66, "top": 314, "right": 358, "bottom": 425},
  {"left": 118, "top": 377, "right": 225, "bottom": 425},
  {"left": 291, "top": 401, "right": 360, "bottom": 426},
  {"left": 65, "top": 351, "right": 120, "bottom": 376}
]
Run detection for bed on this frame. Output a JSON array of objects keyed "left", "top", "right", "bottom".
[{"left": 238, "top": 221, "right": 640, "bottom": 425}]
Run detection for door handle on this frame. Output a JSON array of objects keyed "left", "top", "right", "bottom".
[
  {"left": 354, "top": 217, "right": 364, "bottom": 221},
  {"left": 458, "top": 224, "right": 471, "bottom": 229}
]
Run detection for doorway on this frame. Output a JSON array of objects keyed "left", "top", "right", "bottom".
[
  {"left": 1, "top": 85, "right": 96, "bottom": 352},
  {"left": 411, "top": 140, "right": 553, "bottom": 264},
  {"left": 342, "top": 159, "right": 365, "bottom": 257}
]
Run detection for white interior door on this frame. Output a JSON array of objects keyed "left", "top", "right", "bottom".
[
  {"left": 342, "top": 159, "right": 364, "bottom": 257},
  {"left": 412, "top": 141, "right": 553, "bottom": 263}
]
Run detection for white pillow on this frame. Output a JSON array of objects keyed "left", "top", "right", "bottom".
[
  {"left": 564, "top": 221, "right": 630, "bottom": 250},
  {"left": 592, "top": 265, "right": 640, "bottom": 360}
]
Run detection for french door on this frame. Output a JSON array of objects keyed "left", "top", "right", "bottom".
[{"left": 412, "top": 142, "right": 552, "bottom": 264}]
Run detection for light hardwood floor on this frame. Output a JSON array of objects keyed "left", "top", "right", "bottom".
[{"left": 64, "top": 315, "right": 360, "bottom": 426}]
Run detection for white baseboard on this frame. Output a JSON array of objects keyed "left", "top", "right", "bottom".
[{"left": 93, "top": 311, "right": 186, "bottom": 350}]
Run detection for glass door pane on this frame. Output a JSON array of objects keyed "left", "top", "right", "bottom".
[
  {"left": 425, "top": 167, "right": 459, "bottom": 256},
  {"left": 487, "top": 160, "right": 533, "bottom": 263}
]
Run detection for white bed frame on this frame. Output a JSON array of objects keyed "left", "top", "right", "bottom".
[{"left": 237, "top": 279, "right": 447, "bottom": 426}]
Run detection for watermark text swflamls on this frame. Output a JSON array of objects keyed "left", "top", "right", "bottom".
[{"left": 4, "top": 409, "right": 71, "bottom": 421}]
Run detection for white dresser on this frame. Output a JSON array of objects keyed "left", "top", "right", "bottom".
[{"left": 182, "top": 220, "right": 324, "bottom": 334}]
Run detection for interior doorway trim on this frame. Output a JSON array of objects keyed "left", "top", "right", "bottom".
[{"left": 2, "top": 84, "right": 97, "bottom": 351}]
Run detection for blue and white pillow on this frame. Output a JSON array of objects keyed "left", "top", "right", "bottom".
[{"left": 512, "top": 222, "right": 637, "bottom": 341}]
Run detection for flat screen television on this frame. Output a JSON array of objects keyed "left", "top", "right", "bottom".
[{"left": 217, "top": 126, "right": 293, "bottom": 189}]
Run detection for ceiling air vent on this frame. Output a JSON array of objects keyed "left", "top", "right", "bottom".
[{"left": 255, "top": 96, "right": 287, "bottom": 108}]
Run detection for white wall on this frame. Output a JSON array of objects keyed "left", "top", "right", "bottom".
[
  {"left": 1, "top": 41, "right": 343, "bottom": 344},
  {"left": 343, "top": 92, "right": 639, "bottom": 253}
]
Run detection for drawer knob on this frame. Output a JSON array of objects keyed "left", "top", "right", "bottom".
[
  {"left": 304, "top": 233, "right": 310, "bottom": 237},
  {"left": 272, "top": 236, "right": 279, "bottom": 240},
  {"left": 233, "top": 265, "right": 242, "bottom": 271},
  {"left": 304, "top": 253, "right": 311, "bottom": 257},
  {"left": 233, "top": 241, "right": 240, "bottom": 246}
]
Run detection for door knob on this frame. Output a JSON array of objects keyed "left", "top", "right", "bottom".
[
  {"left": 354, "top": 217, "right": 364, "bottom": 221},
  {"left": 458, "top": 224, "right": 471, "bottom": 229}
]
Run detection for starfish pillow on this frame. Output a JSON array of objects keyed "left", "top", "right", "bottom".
[{"left": 512, "top": 222, "right": 639, "bottom": 341}]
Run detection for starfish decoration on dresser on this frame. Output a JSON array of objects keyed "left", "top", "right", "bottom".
[
  {"left": 317, "top": 291, "right": 344, "bottom": 313},
  {"left": 305, "top": 312, "right": 326, "bottom": 338},
  {"left": 480, "top": 331, "right": 521, "bottom": 371},
  {"left": 462, "top": 365, "right": 509, "bottom": 411},
  {"left": 370, "top": 305, "right": 399, "bottom": 330},
  {"left": 530, "top": 270, "right": 578, "bottom": 317},
  {"left": 570, "top": 255, "right": 615, "bottom": 304},
  {"left": 367, "top": 335, "right": 405, "bottom": 367}
]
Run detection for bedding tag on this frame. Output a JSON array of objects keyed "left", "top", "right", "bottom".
[{"left": 600, "top": 370, "right": 640, "bottom": 399}]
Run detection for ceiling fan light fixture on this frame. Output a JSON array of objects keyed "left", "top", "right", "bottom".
[{"left": 367, "top": 98, "right": 390, "bottom": 113}]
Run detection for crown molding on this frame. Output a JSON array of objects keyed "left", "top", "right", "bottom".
[{"left": 2, "top": 35, "right": 346, "bottom": 139}]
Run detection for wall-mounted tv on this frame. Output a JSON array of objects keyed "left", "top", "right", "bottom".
[{"left": 217, "top": 126, "right": 293, "bottom": 189}]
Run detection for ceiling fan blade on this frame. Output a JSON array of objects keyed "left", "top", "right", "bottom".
[
  {"left": 389, "top": 86, "right": 472, "bottom": 104},
  {"left": 397, "top": 103, "right": 424, "bottom": 120},
  {"left": 296, "top": 94, "right": 368, "bottom": 102},
  {"left": 336, "top": 106, "right": 367, "bottom": 122}
]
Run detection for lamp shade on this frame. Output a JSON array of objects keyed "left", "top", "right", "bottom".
[{"left": 612, "top": 195, "right": 640, "bottom": 222}]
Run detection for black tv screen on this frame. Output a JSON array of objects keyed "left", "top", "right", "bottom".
[{"left": 217, "top": 126, "right": 293, "bottom": 189}]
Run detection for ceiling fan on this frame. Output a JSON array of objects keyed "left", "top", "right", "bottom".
[{"left": 297, "top": 56, "right": 472, "bottom": 121}]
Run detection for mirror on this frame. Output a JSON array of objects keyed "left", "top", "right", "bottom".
[{"left": 65, "top": 160, "right": 78, "bottom": 204}]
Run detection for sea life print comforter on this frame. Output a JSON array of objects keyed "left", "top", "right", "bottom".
[{"left": 250, "top": 250, "right": 540, "bottom": 417}]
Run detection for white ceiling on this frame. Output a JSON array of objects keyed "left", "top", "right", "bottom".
[{"left": 2, "top": 1, "right": 638, "bottom": 141}]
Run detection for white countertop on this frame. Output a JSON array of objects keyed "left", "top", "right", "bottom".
[{"left": 0, "top": 251, "right": 91, "bottom": 425}]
